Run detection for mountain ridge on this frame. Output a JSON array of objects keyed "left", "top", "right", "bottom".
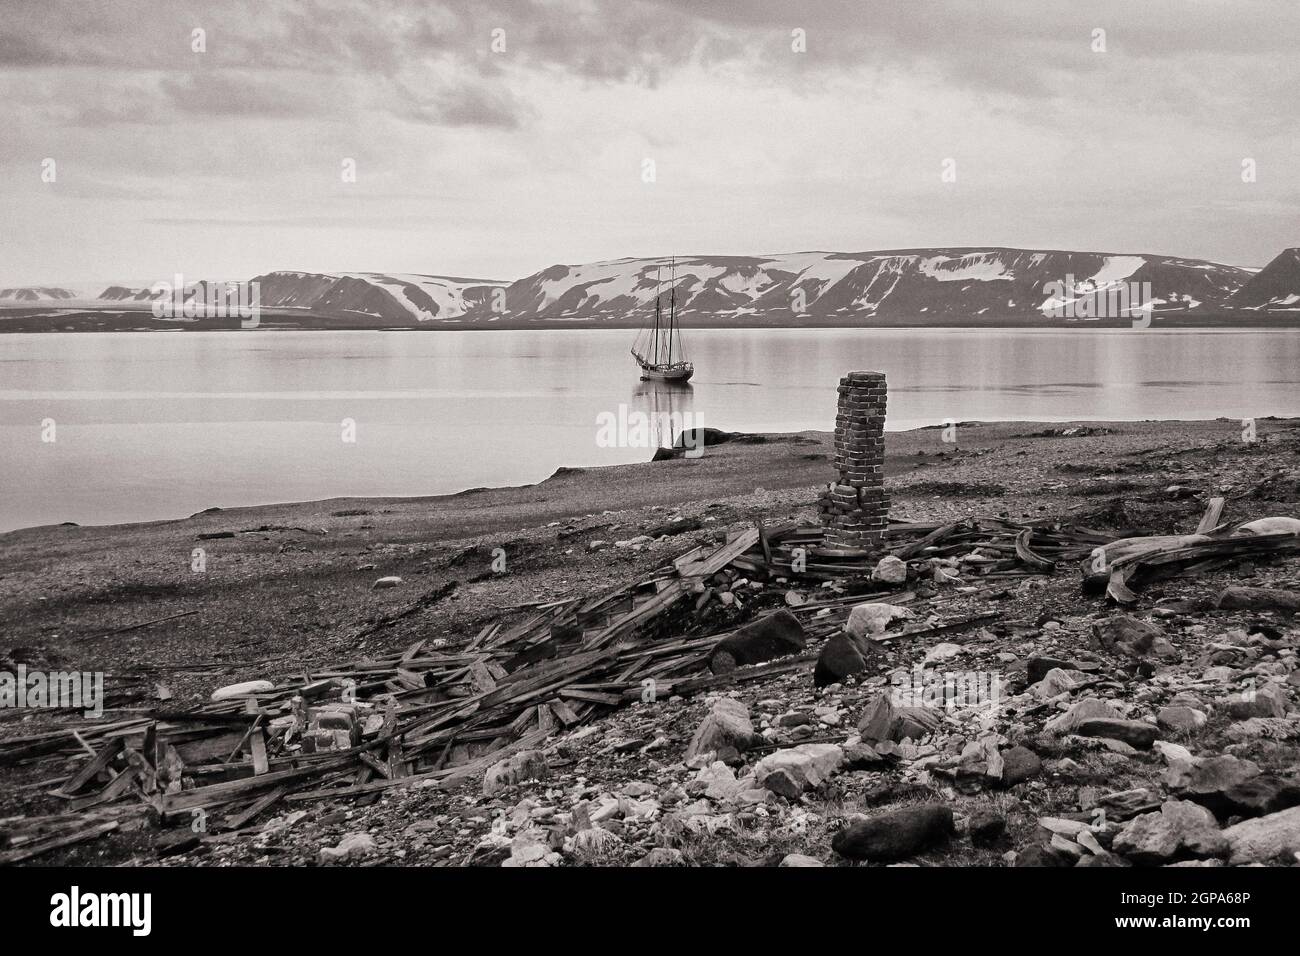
[{"left": 3, "top": 245, "right": 1298, "bottom": 328}]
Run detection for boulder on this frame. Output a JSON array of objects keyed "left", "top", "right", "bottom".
[
  {"left": 814, "top": 633, "right": 870, "bottom": 688},
  {"left": 753, "top": 743, "right": 844, "bottom": 798},
  {"left": 483, "top": 749, "right": 550, "bottom": 796},
  {"left": 1045, "top": 697, "right": 1122, "bottom": 735},
  {"left": 857, "top": 694, "right": 941, "bottom": 744},
  {"left": 832, "top": 805, "right": 955, "bottom": 862},
  {"left": 1072, "top": 718, "right": 1158, "bottom": 749},
  {"left": 870, "top": 555, "right": 908, "bottom": 585},
  {"left": 999, "top": 745, "right": 1043, "bottom": 787},
  {"left": 1014, "top": 845, "right": 1071, "bottom": 867},
  {"left": 1165, "top": 755, "right": 1260, "bottom": 816},
  {"left": 845, "top": 602, "right": 913, "bottom": 638},
  {"left": 1029, "top": 667, "right": 1089, "bottom": 700},
  {"left": 372, "top": 576, "right": 403, "bottom": 589},
  {"left": 684, "top": 698, "right": 761, "bottom": 764},
  {"left": 1027, "top": 656, "right": 1076, "bottom": 685},
  {"left": 1098, "top": 788, "right": 1162, "bottom": 822},
  {"left": 1223, "top": 805, "right": 1300, "bottom": 864},
  {"left": 708, "top": 609, "right": 806, "bottom": 674},
  {"left": 1092, "top": 614, "right": 1177, "bottom": 660},
  {"left": 1112, "top": 800, "right": 1228, "bottom": 865},
  {"left": 1226, "top": 682, "right": 1290, "bottom": 720}
]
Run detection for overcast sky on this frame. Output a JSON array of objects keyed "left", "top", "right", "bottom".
[{"left": 2, "top": 0, "right": 1296, "bottom": 286}]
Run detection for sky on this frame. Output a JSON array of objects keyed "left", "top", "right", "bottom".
[{"left": 1, "top": 0, "right": 1296, "bottom": 287}]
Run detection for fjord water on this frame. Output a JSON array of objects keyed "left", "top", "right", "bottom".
[{"left": 2, "top": 327, "right": 1298, "bottom": 531}]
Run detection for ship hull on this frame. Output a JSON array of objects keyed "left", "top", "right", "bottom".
[{"left": 638, "top": 363, "right": 694, "bottom": 382}]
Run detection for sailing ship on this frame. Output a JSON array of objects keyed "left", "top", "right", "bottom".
[{"left": 631, "top": 258, "right": 694, "bottom": 382}]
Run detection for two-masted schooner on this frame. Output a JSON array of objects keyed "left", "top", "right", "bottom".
[{"left": 630, "top": 258, "right": 694, "bottom": 382}]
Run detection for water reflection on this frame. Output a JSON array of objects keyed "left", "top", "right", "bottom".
[{"left": 631, "top": 379, "right": 695, "bottom": 449}]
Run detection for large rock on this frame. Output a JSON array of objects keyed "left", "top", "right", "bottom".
[
  {"left": 684, "top": 698, "right": 761, "bottom": 764},
  {"left": 870, "top": 555, "right": 908, "bottom": 585},
  {"left": 857, "top": 694, "right": 942, "bottom": 744},
  {"left": 814, "top": 633, "right": 870, "bottom": 688},
  {"left": 753, "top": 743, "right": 844, "bottom": 798},
  {"left": 483, "top": 749, "right": 550, "bottom": 796},
  {"left": 1165, "top": 756, "right": 1260, "bottom": 816},
  {"left": 1112, "top": 800, "right": 1228, "bottom": 865},
  {"left": 1045, "top": 697, "right": 1122, "bottom": 735},
  {"left": 708, "top": 609, "right": 806, "bottom": 674},
  {"left": 1226, "top": 682, "right": 1290, "bottom": 719},
  {"left": 845, "top": 602, "right": 913, "bottom": 638},
  {"left": 1073, "top": 718, "right": 1158, "bottom": 749},
  {"left": 1092, "top": 614, "right": 1177, "bottom": 659},
  {"left": 1223, "top": 805, "right": 1300, "bottom": 864},
  {"left": 999, "top": 745, "right": 1043, "bottom": 788},
  {"left": 832, "top": 805, "right": 955, "bottom": 862}
]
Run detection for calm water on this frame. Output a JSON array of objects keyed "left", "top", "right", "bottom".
[{"left": 2, "top": 328, "right": 1298, "bottom": 531}]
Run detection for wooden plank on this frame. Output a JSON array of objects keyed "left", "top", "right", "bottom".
[
  {"left": 55, "top": 737, "right": 124, "bottom": 797},
  {"left": 1195, "top": 496, "right": 1227, "bottom": 535}
]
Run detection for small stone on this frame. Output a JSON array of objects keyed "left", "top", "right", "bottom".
[
  {"left": 633, "top": 847, "right": 685, "bottom": 867},
  {"left": 1157, "top": 706, "right": 1207, "bottom": 735},
  {"left": 999, "top": 745, "right": 1043, "bottom": 787},
  {"left": 779, "top": 853, "right": 824, "bottom": 867},
  {"left": 968, "top": 808, "right": 1007, "bottom": 847},
  {"left": 483, "top": 749, "right": 550, "bottom": 796},
  {"left": 319, "top": 832, "right": 377, "bottom": 864},
  {"left": 372, "top": 576, "right": 403, "bottom": 589}
]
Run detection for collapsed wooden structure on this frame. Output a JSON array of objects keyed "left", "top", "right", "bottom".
[{"left": 4, "top": 506, "right": 1298, "bottom": 864}]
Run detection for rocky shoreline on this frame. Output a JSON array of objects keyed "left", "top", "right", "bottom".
[{"left": 2, "top": 417, "right": 1298, "bottom": 867}]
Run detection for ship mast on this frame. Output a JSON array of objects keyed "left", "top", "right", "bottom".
[
  {"left": 668, "top": 257, "right": 676, "bottom": 365},
  {"left": 652, "top": 266, "right": 662, "bottom": 364}
]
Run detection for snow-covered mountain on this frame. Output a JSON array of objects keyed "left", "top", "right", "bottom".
[
  {"left": 1229, "top": 248, "right": 1300, "bottom": 310},
  {"left": 250, "top": 271, "right": 507, "bottom": 323},
  {"left": 491, "top": 249, "right": 1252, "bottom": 323},
  {"left": 7, "top": 247, "right": 1298, "bottom": 328},
  {"left": 0, "top": 287, "right": 78, "bottom": 301}
]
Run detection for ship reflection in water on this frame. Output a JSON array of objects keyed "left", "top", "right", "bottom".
[{"left": 631, "top": 378, "right": 697, "bottom": 453}]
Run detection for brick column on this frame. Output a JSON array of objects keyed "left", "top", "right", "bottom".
[{"left": 819, "top": 371, "right": 889, "bottom": 549}]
